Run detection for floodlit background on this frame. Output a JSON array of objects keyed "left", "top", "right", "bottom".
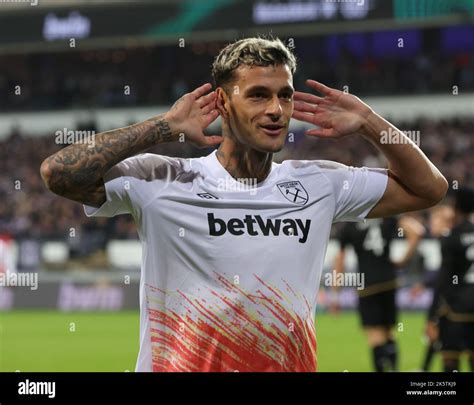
[{"left": 0, "top": 0, "right": 473, "bottom": 371}]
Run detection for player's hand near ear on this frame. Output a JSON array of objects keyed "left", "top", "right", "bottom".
[
  {"left": 292, "top": 79, "right": 373, "bottom": 138},
  {"left": 40, "top": 83, "right": 223, "bottom": 207},
  {"left": 293, "top": 79, "right": 448, "bottom": 217},
  {"left": 165, "top": 83, "right": 223, "bottom": 149}
]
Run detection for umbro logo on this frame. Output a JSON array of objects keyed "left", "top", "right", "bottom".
[
  {"left": 277, "top": 181, "right": 308, "bottom": 205},
  {"left": 197, "top": 192, "right": 219, "bottom": 200}
]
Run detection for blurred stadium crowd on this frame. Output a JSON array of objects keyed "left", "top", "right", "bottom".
[
  {"left": 0, "top": 117, "right": 472, "bottom": 261},
  {"left": 1, "top": 33, "right": 474, "bottom": 111}
]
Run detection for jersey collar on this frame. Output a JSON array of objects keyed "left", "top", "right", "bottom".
[{"left": 204, "top": 150, "right": 279, "bottom": 188}]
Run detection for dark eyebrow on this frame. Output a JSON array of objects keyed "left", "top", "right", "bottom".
[
  {"left": 244, "top": 85, "right": 294, "bottom": 95},
  {"left": 279, "top": 86, "right": 294, "bottom": 95}
]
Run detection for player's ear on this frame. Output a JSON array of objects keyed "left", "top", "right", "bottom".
[{"left": 216, "top": 87, "right": 230, "bottom": 120}]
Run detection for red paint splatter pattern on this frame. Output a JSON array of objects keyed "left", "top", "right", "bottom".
[{"left": 146, "top": 273, "right": 317, "bottom": 372}]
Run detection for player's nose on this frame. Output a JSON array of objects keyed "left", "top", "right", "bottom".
[{"left": 266, "top": 95, "right": 283, "bottom": 117}]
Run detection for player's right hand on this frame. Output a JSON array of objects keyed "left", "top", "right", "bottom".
[{"left": 164, "top": 83, "right": 223, "bottom": 148}]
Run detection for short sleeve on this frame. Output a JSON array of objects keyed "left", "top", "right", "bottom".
[
  {"left": 84, "top": 153, "right": 178, "bottom": 218},
  {"left": 428, "top": 233, "right": 455, "bottom": 320},
  {"left": 318, "top": 161, "right": 388, "bottom": 223},
  {"left": 84, "top": 174, "right": 128, "bottom": 217},
  {"left": 338, "top": 223, "right": 353, "bottom": 249},
  {"left": 440, "top": 233, "right": 456, "bottom": 275}
]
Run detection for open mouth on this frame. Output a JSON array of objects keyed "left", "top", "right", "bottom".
[{"left": 259, "top": 124, "right": 284, "bottom": 136}]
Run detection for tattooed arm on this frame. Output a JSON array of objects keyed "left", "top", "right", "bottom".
[{"left": 40, "top": 83, "right": 222, "bottom": 207}]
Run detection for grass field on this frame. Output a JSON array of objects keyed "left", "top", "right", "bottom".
[{"left": 0, "top": 310, "right": 468, "bottom": 372}]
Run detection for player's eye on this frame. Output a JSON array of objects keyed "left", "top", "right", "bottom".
[
  {"left": 280, "top": 93, "right": 293, "bottom": 100},
  {"left": 251, "top": 92, "right": 265, "bottom": 99}
]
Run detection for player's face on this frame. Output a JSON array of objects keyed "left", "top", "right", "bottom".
[
  {"left": 429, "top": 206, "right": 455, "bottom": 237},
  {"left": 223, "top": 64, "right": 294, "bottom": 153}
]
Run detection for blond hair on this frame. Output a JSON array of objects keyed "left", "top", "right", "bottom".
[{"left": 212, "top": 36, "right": 297, "bottom": 90}]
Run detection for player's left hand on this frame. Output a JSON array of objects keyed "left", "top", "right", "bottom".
[
  {"left": 425, "top": 321, "right": 439, "bottom": 342},
  {"left": 292, "top": 80, "right": 374, "bottom": 138}
]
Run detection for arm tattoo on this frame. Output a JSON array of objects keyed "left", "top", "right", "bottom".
[
  {"left": 155, "top": 119, "right": 173, "bottom": 143},
  {"left": 41, "top": 114, "right": 174, "bottom": 207}
]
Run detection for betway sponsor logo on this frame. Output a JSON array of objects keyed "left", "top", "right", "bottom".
[{"left": 207, "top": 213, "right": 311, "bottom": 243}]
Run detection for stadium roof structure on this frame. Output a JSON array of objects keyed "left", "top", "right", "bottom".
[{"left": 0, "top": 0, "right": 472, "bottom": 54}]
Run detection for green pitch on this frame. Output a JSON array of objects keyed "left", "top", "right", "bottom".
[{"left": 0, "top": 310, "right": 468, "bottom": 372}]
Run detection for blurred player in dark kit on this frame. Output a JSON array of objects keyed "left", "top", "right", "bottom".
[
  {"left": 333, "top": 216, "right": 424, "bottom": 371},
  {"left": 421, "top": 204, "right": 455, "bottom": 371},
  {"left": 426, "top": 188, "right": 474, "bottom": 372}
]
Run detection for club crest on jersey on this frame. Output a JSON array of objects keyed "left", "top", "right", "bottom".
[{"left": 277, "top": 181, "right": 308, "bottom": 205}]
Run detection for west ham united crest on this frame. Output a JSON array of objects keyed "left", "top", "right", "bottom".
[{"left": 277, "top": 181, "right": 309, "bottom": 205}]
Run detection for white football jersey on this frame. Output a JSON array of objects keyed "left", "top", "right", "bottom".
[{"left": 84, "top": 150, "right": 387, "bottom": 372}]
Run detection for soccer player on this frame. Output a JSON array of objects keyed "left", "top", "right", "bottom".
[
  {"left": 421, "top": 204, "right": 454, "bottom": 371},
  {"left": 40, "top": 37, "right": 448, "bottom": 372},
  {"left": 426, "top": 188, "right": 474, "bottom": 372},
  {"left": 332, "top": 216, "right": 424, "bottom": 371}
]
